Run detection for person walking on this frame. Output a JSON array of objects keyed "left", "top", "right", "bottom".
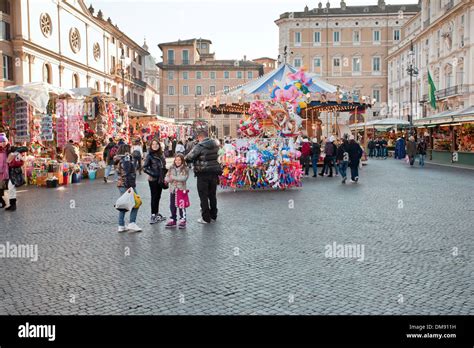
[
  {"left": 175, "top": 141, "right": 186, "bottom": 155},
  {"left": 114, "top": 144, "right": 142, "bottom": 232},
  {"left": 185, "top": 131, "right": 221, "bottom": 224},
  {"left": 311, "top": 138, "right": 321, "bottom": 178},
  {"left": 380, "top": 137, "right": 388, "bottom": 159},
  {"left": 417, "top": 137, "right": 427, "bottom": 167},
  {"left": 319, "top": 136, "right": 336, "bottom": 177},
  {"left": 164, "top": 154, "right": 189, "bottom": 229},
  {"left": 143, "top": 139, "right": 167, "bottom": 224},
  {"left": 346, "top": 135, "right": 363, "bottom": 183},
  {"left": 406, "top": 136, "right": 417, "bottom": 166},
  {"left": 131, "top": 138, "right": 144, "bottom": 175},
  {"left": 64, "top": 140, "right": 79, "bottom": 163},
  {"left": 185, "top": 137, "right": 194, "bottom": 155},
  {"left": 300, "top": 137, "right": 311, "bottom": 177},
  {"left": 368, "top": 138, "right": 375, "bottom": 158},
  {"left": 103, "top": 138, "right": 118, "bottom": 183},
  {"left": 374, "top": 137, "right": 381, "bottom": 158},
  {"left": 336, "top": 137, "right": 349, "bottom": 184}
]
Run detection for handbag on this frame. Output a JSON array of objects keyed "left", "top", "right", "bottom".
[
  {"left": 133, "top": 191, "right": 142, "bottom": 209},
  {"left": 176, "top": 189, "right": 190, "bottom": 208},
  {"left": 10, "top": 167, "right": 25, "bottom": 187},
  {"left": 115, "top": 188, "right": 135, "bottom": 211}
]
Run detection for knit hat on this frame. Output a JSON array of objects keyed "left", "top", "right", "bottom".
[{"left": 0, "top": 133, "right": 8, "bottom": 144}]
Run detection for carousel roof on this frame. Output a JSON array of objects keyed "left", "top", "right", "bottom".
[{"left": 229, "top": 63, "right": 338, "bottom": 97}]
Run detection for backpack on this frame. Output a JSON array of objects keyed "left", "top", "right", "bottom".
[
  {"left": 108, "top": 145, "right": 119, "bottom": 160},
  {"left": 120, "top": 155, "right": 136, "bottom": 187},
  {"left": 132, "top": 149, "right": 141, "bottom": 159}
]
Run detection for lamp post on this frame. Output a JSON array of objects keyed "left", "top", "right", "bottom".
[
  {"left": 406, "top": 42, "right": 419, "bottom": 135},
  {"left": 194, "top": 94, "right": 197, "bottom": 120}
]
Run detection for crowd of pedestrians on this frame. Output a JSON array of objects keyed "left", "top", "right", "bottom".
[{"left": 297, "top": 134, "right": 364, "bottom": 184}]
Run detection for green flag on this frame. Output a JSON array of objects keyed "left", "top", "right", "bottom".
[{"left": 428, "top": 70, "right": 437, "bottom": 109}]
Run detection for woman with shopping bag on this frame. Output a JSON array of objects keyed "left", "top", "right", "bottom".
[{"left": 114, "top": 144, "right": 142, "bottom": 232}]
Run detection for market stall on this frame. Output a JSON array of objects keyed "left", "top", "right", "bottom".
[
  {"left": 0, "top": 83, "right": 131, "bottom": 187},
  {"left": 129, "top": 115, "right": 192, "bottom": 144},
  {"left": 414, "top": 106, "right": 474, "bottom": 166}
]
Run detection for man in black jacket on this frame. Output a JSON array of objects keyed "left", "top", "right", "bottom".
[
  {"left": 185, "top": 131, "right": 222, "bottom": 224},
  {"left": 346, "top": 135, "right": 363, "bottom": 183}
]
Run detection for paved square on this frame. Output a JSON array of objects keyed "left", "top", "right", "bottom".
[{"left": 0, "top": 159, "right": 472, "bottom": 315}]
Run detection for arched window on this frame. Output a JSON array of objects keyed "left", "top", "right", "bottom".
[
  {"left": 72, "top": 73, "right": 80, "bottom": 88},
  {"left": 43, "top": 63, "right": 52, "bottom": 84}
]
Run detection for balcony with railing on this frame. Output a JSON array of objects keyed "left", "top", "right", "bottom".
[
  {"left": 435, "top": 85, "right": 468, "bottom": 99},
  {"left": 129, "top": 103, "right": 148, "bottom": 114},
  {"left": 133, "top": 78, "right": 147, "bottom": 88}
]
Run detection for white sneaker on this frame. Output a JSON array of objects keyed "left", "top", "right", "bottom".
[
  {"left": 118, "top": 226, "right": 127, "bottom": 232},
  {"left": 127, "top": 223, "right": 142, "bottom": 232},
  {"left": 197, "top": 218, "right": 209, "bottom": 224}
]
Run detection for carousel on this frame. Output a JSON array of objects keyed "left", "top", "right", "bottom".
[
  {"left": 204, "top": 63, "right": 372, "bottom": 140},
  {"left": 201, "top": 65, "right": 372, "bottom": 190}
]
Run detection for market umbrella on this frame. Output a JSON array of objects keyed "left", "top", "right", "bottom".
[{"left": 0, "top": 82, "right": 76, "bottom": 113}]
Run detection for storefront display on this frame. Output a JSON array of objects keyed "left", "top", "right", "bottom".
[
  {"left": 456, "top": 123, "right": 474, "bottom": 153},
  {"left": 432, "top": 126, "right": 452, "bottom": 151}
]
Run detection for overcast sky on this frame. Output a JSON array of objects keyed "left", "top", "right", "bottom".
[{"left": 87, "top": 0, "right": 418, "bottom": 61}]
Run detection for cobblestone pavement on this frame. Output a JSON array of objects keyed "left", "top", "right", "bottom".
[{"left": 0, "top": 158, "right": 472, "bottom": 315}]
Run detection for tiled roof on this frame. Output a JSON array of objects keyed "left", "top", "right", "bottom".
[{"left": 278, "top": 4, "right": 420, "bottom": 19}]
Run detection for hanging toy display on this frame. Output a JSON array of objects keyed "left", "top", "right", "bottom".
[{"left": 219, "top": 138, "right": 302, "bottom": 190}]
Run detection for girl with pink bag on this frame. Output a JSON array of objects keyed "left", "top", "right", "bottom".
[{"left": 164, "top": 153, "right": 190, "bottom": 229}]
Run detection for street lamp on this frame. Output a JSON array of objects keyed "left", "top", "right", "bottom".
[
  {"left": 194, "top": 94, "right": 197, "bottom": 120},
  {"left": 406, "top": 42, "right": 419, "bottom": 135}
]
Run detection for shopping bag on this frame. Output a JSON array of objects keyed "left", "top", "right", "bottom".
[
  {"left": 115, "top": 188, "right": 135, "bottom": 211},
  {"left": 176, "top": 189, "right": 190, "bottom": 209},
  {"left": 133, "top": 191, "right": 142, "bottom": 209}
]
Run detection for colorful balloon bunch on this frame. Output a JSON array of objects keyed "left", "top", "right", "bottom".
[{"left": 270, "top": 68, "right": 313, "bottom": 113}]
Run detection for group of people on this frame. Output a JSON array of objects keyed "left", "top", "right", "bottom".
[
  {"left": 406, "top": 136, "right": 428, "bottom": 167},
  {"left": 367, "top": 138, "right": 389, "bottom": 159},
  {"left": 299, "top": 134, "right": 364, "bottom": 184},
  {"left": 109, "top": 131, "right": 222, "bottom": 233}
]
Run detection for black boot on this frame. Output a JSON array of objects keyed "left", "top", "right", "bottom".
[
  {"left": 5, "top": 199, "right": 16, "bottom": 211},
  {"left": 0, "top": 197, "right": 5, "bottom": 208}
]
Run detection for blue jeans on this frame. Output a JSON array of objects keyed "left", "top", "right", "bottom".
[
  {"left": 338, "top": 161, "right": 348, "bottom": 178},
  {"left": 312, "top": 155, "right": 318, "bottom": 176},
  {"left": 349, "top": 162, "right": 359, "bottom": 180},
  {"left": 118, "top": 187, "right": 139, "bottom": 226},
  {"left": 419, "top": 154, "right": 425, "bottom": 167},
  {"left": 105, "top": 164, "right": 118, "bottom": 181}
]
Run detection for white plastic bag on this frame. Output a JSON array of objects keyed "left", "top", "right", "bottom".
[{"left": 115, "top": 188, "right": 135, "bottom": 211}]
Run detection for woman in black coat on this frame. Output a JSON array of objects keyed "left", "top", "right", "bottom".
[{"left": 143, "top": 139, "right": 167, "bottom": 224}]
